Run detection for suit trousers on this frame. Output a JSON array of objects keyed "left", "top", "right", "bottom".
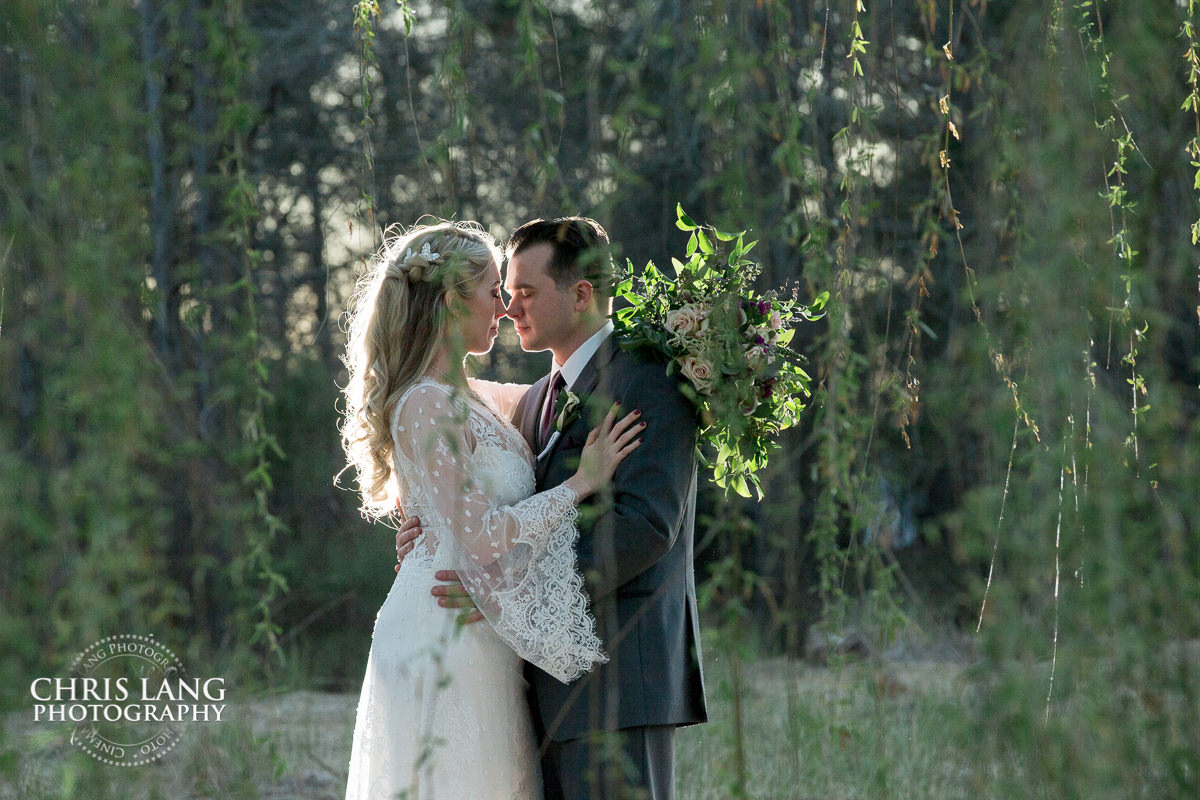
[{"left": 541, "top": 725, "right": 676, "bottom": 800}]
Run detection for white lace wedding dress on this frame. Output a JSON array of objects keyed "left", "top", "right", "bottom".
[{"left": 345, "top": 378, "right": 605, "bottom": 800}]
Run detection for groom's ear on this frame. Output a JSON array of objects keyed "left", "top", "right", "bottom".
[{"left": 571, "top": 279, "right": 594, "bottom": 311}]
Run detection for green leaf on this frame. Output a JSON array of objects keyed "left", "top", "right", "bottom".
[
  {"left": 748, "top": 473, "right": 764, "bottom": 500},
  {"left": 696, "top": 229, "right": 714, "bottom": 255},
  {"left": 676, "top": 204, "right": 697, "bottom": 230}
]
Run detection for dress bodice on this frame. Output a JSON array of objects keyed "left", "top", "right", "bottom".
[
  {"left": 385, "top": 377, "right": 604, "bottom": 685},
  {"left": 393, "top": 379, "right": 534, "bottom": 570}
]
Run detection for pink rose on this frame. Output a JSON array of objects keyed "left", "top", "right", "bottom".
[
  {"left": 665, "top": 305, "right": 702, "bottom": 337},
  {"left": 679, "top": 354, "right": 715, "bottom": 395}
]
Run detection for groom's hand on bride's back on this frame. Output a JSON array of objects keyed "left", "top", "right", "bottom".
[
  {"left": 393, "top": 502, "right": 484, "bottom": 624},
  {"left": 393, "top": 508, "right": 423, "bottom": 573},
  {"left": 432, "top": 570, "right": 484, "bottom": 625}
]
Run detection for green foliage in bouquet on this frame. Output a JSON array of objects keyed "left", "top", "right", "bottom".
[{"left": 614, "top": 205, "right": 828, "bottom": 498}]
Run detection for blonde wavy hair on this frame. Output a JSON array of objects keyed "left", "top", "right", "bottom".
[{"left": 339, "top": 220, "right": 500, "bottom": 516}]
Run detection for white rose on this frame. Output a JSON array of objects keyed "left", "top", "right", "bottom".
[
  {"left": 665, "top": 305, "right": 701, "bottom": 337},
  {"left": 768, "top": 311, "right": 783, "bottom": 330},
  {"left": 679, "top": 354, "right": 715, "bottom": 395}
]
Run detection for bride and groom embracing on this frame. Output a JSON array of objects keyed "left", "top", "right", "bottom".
[{"left": 339, "top": 217, "right": 707, "bottom": 800}]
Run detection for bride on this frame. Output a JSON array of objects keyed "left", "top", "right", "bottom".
[{"left": 338, "top": 220, "right": 643, "bottom": 800}]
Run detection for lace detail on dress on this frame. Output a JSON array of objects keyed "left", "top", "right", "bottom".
[
  {"left": 493, "top": 484, "right": 607, "bottom": 683},
  {"left": 390, "top": 378, "right": 605, "bottom": 683}
]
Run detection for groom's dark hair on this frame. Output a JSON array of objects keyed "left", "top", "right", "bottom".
[{"left": 506, "top": 216, "right": 613, "bottom": 298}]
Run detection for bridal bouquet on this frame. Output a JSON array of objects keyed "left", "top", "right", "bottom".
[{"left": 614, "top": 206, "right": 827, "bottom": 498}]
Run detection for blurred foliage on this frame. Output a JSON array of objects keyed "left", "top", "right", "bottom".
[{"left": 1, "top": 0, "right": 1197, "bottom": 795}]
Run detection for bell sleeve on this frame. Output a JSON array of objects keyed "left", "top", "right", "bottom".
[{"left": 392, "top": 383, "right": 606, "bottom": 683}]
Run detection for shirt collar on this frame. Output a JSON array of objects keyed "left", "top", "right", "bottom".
[{"left": 553, "top": 320, "right": 614, "bottom": 391}]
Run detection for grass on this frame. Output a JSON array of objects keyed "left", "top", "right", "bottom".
[
  {"left": 676, "top": 653, "right": 975, "bottom": 800},
  {"left": 2, "top": 633, "right": 1194, "bottom": 799}
]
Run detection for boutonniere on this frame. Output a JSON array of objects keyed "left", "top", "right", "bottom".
[{"left": 554, "top": 389, "right": 583, "bottom": 433}]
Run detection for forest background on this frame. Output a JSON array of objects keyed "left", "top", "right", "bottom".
[{"left": 1, "top": 0, "right": 1198, "bottom": 797}]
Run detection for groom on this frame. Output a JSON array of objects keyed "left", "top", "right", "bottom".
[
  {"left": 404, "top": 217, "right": 707, "bottom": 799},
  {"left": 501, "top": 217, "right": 707, "bottom": 800}
]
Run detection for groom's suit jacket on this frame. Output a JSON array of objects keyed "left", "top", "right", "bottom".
[{"left": 514, "top": 335, "right": 708, "bottom": 742}]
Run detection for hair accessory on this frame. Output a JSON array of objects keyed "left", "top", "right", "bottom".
[{"left": 395, "top": 241, "right": 441, "bottom": 281}]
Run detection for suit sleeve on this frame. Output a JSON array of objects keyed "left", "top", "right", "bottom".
[{"left": 576, "top": 355, "right": 698, "bottom": 601}]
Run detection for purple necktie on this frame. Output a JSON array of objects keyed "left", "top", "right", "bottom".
[{"left": 538, "top": 372, "right": 565, "bottom": 449}]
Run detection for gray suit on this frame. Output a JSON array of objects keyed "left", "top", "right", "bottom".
[{"left": 514, "top": 336, "right": 707, "bottom": 800}]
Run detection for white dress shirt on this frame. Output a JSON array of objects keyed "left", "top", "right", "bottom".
[
  {"left": 537, "top": 320, "right": 614, "bottom": 459},
  {"left": 552, "top": 319, "right": 614, "bottom": 392}
]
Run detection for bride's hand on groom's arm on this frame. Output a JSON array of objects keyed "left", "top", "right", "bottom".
[{"left": 432, "top": 570, "right": 484, "bottom": 625}]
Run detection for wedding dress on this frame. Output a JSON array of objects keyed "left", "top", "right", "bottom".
[{"left": 345, "top": 378, "right": 605, "bottom": 800}]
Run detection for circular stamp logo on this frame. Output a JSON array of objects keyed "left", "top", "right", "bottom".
[{"left": 30, "top": 634, "right": 227, "bottom": 767}]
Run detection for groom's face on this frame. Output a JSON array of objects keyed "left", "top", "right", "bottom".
[{"left": 504, "top": 242, "right": 577, "bottom": 356}]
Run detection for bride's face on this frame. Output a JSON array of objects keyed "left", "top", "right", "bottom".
[{"left": 455, "top": 259, "right": 506, "bottom": 354}]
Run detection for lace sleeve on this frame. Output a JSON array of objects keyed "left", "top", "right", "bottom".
[{"left": 393, "top": 383, "right": 606, "bottom": 683}]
